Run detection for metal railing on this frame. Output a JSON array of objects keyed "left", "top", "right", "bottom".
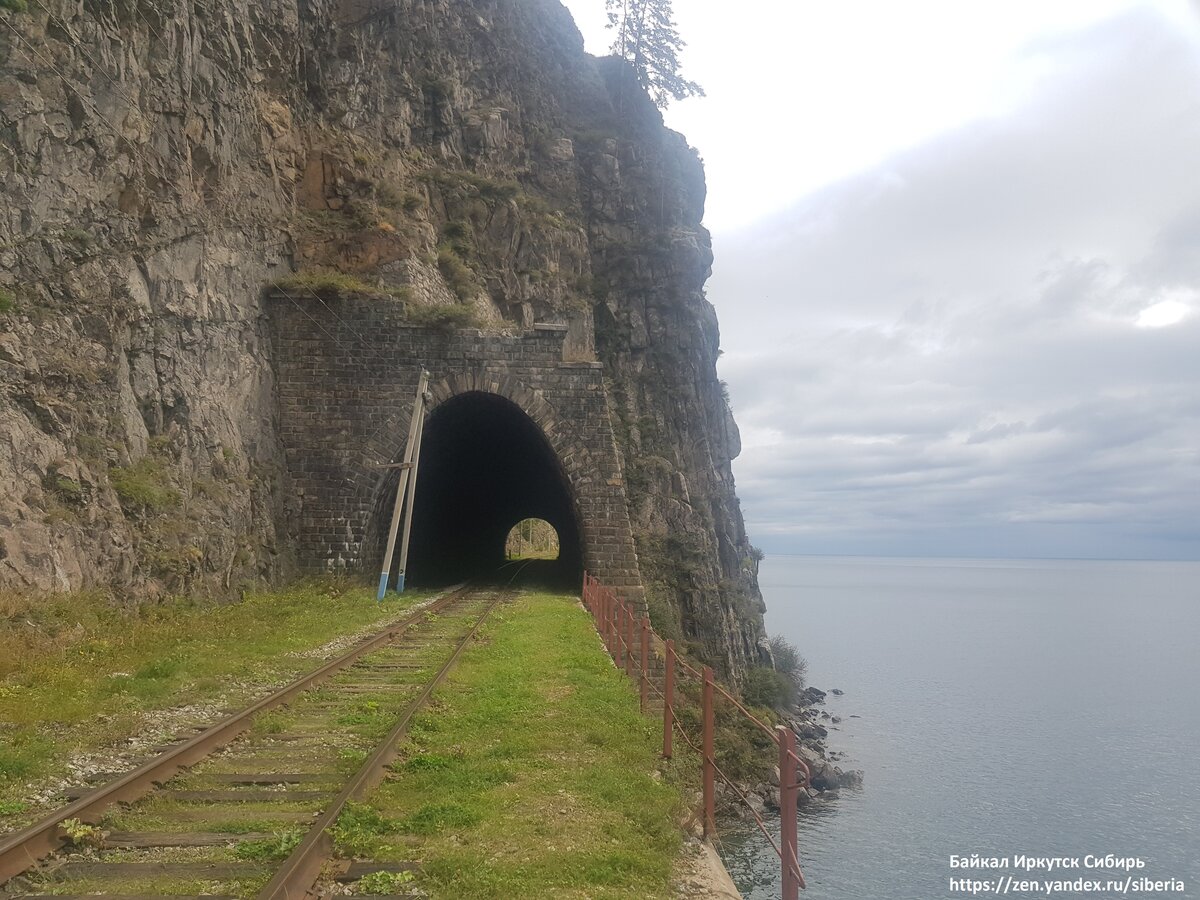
[{"left": 582, "top": 572, "right": 809, "bottom": 898}]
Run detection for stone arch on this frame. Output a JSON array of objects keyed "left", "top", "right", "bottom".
[
  {"left": 269, "top": 298, "right": 644, "bottom": 604},
  {"left": 362, "top": 373, "right": 598, "bottom": 587},
  {"left": 423, "top": 370, "right": 605, "bottom": 500}
]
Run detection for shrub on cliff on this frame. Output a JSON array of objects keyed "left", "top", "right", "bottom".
[
  {"left": 436, "top": 246, "right": 478, "bottom": 302},
  {"left": 109, "top": 458, "right": 180, "bottom": 513},
  {"left": 769, "top": 634, "right": 808, "bottom": 689},
  {"left": 742, "top": 667, "right": 798, "bottom": 712},
  {"left": 742, "top": 635, "right": 808, "bottom": 712}
]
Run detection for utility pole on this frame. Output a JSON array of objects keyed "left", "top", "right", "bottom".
[
  {"left": 394, "top": 376, "right": 430, "bottom": 593},
  {"left": 377, "top": 369, "right": 429, "bottom": 600}
]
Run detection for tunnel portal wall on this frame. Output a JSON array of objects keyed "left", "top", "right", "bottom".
[{"left": 269, "top": 295, "right": 644, "bottom": 604}]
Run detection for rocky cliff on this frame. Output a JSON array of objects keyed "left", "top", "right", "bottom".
[{"left": 0, "top": 0, "right": 766, "bottom": 673}]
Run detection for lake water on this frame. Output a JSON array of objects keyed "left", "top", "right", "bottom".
[{"left": 720, "top": 555, "right": 1200, "bottom": 899}]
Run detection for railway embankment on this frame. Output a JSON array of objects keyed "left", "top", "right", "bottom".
[
  {"left": 0, "top": 581, "right": 436, "bottom": 818},
  {"left": 1, "top": 585, "right": 738, "bottom": 898}
]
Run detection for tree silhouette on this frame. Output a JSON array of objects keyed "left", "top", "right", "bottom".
[{"left": 606, "top": 0, "right": 704, "bottom": 109}]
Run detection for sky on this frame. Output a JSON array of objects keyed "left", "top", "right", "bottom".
[{"left": 559, "top": 0, "right": 1200, "bottom": 560}]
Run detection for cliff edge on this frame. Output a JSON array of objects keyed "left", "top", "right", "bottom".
[{"left": 0, "top": 0, "right": 766, "bottom": 674}]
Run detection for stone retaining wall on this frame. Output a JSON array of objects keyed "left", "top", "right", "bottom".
[{"left": 269, "top": 294, "right": 644, "bottom": 605}]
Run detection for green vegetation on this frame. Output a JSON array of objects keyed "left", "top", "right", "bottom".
[
  {"left": 422, "top": 168, "right": 521, "bottom": 204},
  {"left": 606, "top": 0, "right": 703, "bottom": 108},
  {"left": 0, "top": 747, "right": 31, "bottom": 782},
  {"left": 422, "top": 168, "right": 571, "bottom": 226},
  {"left": 59, "top": 817, "right": 103, "bottom": 849},
  {"left": 504, "top": 517, "right": 560, "bottom": 560},
  {"left": 768, "top": 633, "right": 807, "bottom": 687},
  {"left": 210, "top": 817, "right": 309, "bottom": 836},
  {"left": 145, "top": 543, "right": 203, "bottom": 583},
  {"left": 351, "top": 592, "right": 685, "bottom": 899},
  {"left": 40, "top": 468, "right": 86, "bottom": 526},
  {"left": 109, "top": 456, "right": 180, "bottom": 513},
  {"left": 407, "top": 301, "right": 479, "bottom": 331},
  {"left": 358, "top": 870, "right": 416, "bottom": 892},
  {"left": 0, "top": 0, "right": 28, "bottom": 14},
  {"left": 0, "top": 288, "right": 16, "bottom": 314},
  {"left": 741, "top": 635, "right": 807, "bottom": 713},
  {"left": 234, "top": 827, "right": 304, "bottom": 861},
  {"left": 61, "top": 226, "right": 93, "bottom": 249},
  {"left": 331, "top": 801, "right": 397, "bottom": 858},
  {"left": 741, "top": 667, "right": 797, "bottom": 712},
  {"left": 335, "top": 697, "right": 391, "bottom": 733},
  {"left": 436, "top": 245, "right": 479, "bottom": 302},
  {"left": 669, "top": 674, "right": 778, "bottom": 785},
  {"left": 44, "top": 473, "right": 83, "bottom": 504},
  {"left": 105, "top": 793, "right": 324, "bottom": 837},
  {"left": 0, "top": 581, "right": 429, "bottom": 804},
  {"left": 645, "top": 590, "right": 683, "bottom": 644},
  {"left": 373, "top": 181, "right": 403, "bottom": 208},
  {"left": 441, "top": 219, "right": 474, "bottom": 257},
  {"left": 271, "top": 269, "right": 408, "bottom": 301}
]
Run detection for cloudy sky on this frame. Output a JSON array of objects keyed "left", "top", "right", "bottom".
[{"left": 561, "top": 0, "right": 1200, "bottom": 560}]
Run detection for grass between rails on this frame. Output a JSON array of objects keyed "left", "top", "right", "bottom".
[
  {"left": 0, "top": 581, "right": 433, "bottom": 811},
  {"left": 337, "top": 592, "right": 692, "bottom": 899}
]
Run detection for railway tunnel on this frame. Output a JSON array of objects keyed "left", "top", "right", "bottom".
[
  {"left": 381, "top": 391, "right": 583, "bottom": 589},
  {"left": 271, "top": 298, "right": 643, "bottom": 604}
]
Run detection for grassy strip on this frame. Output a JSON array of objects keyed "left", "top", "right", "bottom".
[
  {"left": 338, "top": 592, "right": 689, "bottom": 899},
  {"left": 0, "top": 581, "right": 432, "bottom": 811}
]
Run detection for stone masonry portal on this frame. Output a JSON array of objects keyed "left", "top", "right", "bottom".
[{"left": 269, "top": 295, "right": 644, "bottom": 605}]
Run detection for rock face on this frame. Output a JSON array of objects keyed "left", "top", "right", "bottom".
[{"left": 0, "top": 0, "right": 766, "bottom": 673}]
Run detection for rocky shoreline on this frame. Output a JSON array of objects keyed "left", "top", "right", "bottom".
[{"left": 722, "top": 686, "right": 864, "bottom": 822}]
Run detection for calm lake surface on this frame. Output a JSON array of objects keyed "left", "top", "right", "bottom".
[{"left": 720, "top": 555, "right": 1200, "bottom": 899}]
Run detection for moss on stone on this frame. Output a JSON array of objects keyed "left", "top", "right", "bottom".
[
  {"left": 271, "top": 270, "right": 409, "bottom": 302},
  {"left": 109, "top": 457, "right": 180, "bottom": 513}
]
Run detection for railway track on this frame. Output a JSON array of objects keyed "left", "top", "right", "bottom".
[{"left": 0, "top": 585, "right": 511, "bottom": 900}]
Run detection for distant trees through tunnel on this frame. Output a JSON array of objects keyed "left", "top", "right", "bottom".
[
  {"left": 505, "top": 518, "right": 560, "bottom": 560},
  {"left": 378, "top": 391, "right": 582, "bottom": 589}
]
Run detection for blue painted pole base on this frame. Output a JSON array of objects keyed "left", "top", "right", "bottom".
[
  {"left": 376, "top": 572, "right": 389, "bottom": 601},
  {"left": 395, "top": 572, "right": 406, "bottom": 593}
]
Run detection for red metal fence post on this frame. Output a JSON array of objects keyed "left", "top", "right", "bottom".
[
  {"left": 778, "top": 725, "right": 802, "bottom": 899},
  {"left": 586, "top": 575, "right": 804, "bottom": 892},
  {"left": 663, "top": 639, "right": 675, "bottom": 759},
  {"left": 639, "top": 617, "right": 649, "bottom": 712},
  {"left": 610, "top": 592, "right": 618, "bottom": 658},
  {"left": 600, "top": 587, "right": 610, "bottom": 651},
  {"left": 604, "top": 589, "right": 614, "bottom": 655},
  {"left": 702, "top": 665, "right": 715, "bottom": 839}
]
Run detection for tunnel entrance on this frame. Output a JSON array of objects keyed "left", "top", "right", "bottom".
[{"left": 394, "top": 391, "right": 582, "bottom": 589}]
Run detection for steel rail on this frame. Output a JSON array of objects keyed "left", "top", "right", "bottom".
[
  {"left": 0, "top": 585, "right": 469, "bottom": 885},
  {"left": 257, "top": 589, "right": 509, "bottom": 900}
]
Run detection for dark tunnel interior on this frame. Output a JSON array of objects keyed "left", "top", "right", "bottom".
[{"left": 381, "top": 391, "right": 583, "bottom": 590}]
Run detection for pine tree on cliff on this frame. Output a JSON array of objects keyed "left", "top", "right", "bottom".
[{"left": 606, "top": 0, "right": 704, "bottom": 108}]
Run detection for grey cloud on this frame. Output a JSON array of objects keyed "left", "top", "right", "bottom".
[{"left": 708, "top": 9, "right": 1200, "bottom": 559}]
